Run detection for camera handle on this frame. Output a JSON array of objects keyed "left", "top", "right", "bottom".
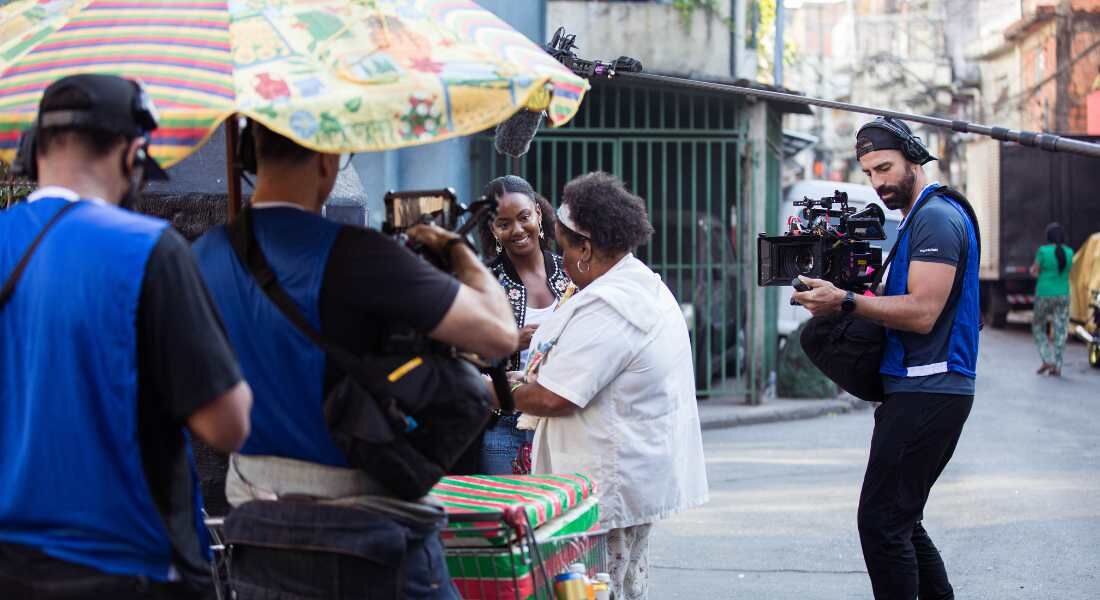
[{"left": 790, "top": 277, "right": 811, "bottom": 306}]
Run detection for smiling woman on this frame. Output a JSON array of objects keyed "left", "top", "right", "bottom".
[{"left": 475, "top": 175, "right": 571, "bottom": 475}]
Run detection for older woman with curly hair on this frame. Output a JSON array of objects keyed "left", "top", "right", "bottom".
[{"left": 511, "top": 172, "right": 709, "bottom": 600}]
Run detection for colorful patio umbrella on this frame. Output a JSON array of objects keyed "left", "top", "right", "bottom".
[{"left": 0, "top": 0, "right": 589, "bottom": 168}]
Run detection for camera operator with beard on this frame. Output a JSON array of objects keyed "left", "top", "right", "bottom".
[
  {"left": 793, "top": 118, "right": 980, "bottom": 600},
  {"left": 192, "top": 121, "right": 516, "bottom": 599}
]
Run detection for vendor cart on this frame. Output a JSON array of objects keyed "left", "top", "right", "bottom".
[
  {"left": 432, "top": 474, "right": 608, "bottom": 600},
  {"left": 205, "top": 473, "right": 607, "bottom": 600}
]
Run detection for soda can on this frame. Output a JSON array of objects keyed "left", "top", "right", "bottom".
[{"left": 553, "top": 571, "right": 588, "bottom": 600}]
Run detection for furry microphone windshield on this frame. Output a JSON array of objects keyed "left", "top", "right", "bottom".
[{"left": 493, "top": 110, "right": 544, "bottom": 158}]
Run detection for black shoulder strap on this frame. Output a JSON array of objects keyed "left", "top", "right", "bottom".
[
  {"left": 870, "top": 185, "right": 982, "bottom": 298},
  {"left": 0, "top": 201, "right": 81, "bottom": 310},
  {"left": 227, "top": 207, "right": 514, "bottom": 413},
  {"left": 934, "top": 185, "right": 982, "bottom": 329},
  {"left": 225, "top": 208, "right": 375, "bottom": 381},
  {"left": 870, "top": 188, "right": 936, "bottom": 290}
]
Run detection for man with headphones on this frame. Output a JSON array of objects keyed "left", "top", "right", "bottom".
[
  {"left": 191, "top": 120, "right": 516, "bottom": 598},
  {"left": 794, "top": 117, "right": 980, "bottom": 600},
  {"left": 0, "top": 74, "right": 253, "bottom": 598}
]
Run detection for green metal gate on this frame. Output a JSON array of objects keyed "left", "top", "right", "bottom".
[{"left": 472, "top": 80, "right": 753, "bottom": 398}]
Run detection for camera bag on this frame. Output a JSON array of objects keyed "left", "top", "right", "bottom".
[
  {"left": 799, "top": 186, "right": 980, "bottom": 402},
  {"left": 227, "top": 207, "right": 491, "bottom": 500}
]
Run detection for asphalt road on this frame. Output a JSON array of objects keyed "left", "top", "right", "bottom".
[{"left": 649, "top": 325, "right": 1100, "bottom": 599}]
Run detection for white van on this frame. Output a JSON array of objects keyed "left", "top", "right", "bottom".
[{"left": 776, "top": 180, "right": 902, "bottom": 338}]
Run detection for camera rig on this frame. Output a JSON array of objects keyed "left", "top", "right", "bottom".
[
  {"left": 758, "top": 191, "right": 887, "bottom": 293},
  {"left": 382, "top": 188, "right": 498, "bottom": 261},
  {"left": 380, "top": 189, "right": 514, "bottom": 412},
  {"left": 544, "top": 27, "right": 642, "bottom": 80}
]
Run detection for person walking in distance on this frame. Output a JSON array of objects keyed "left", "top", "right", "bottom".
[{"left": 1030, "top": 222, "right": 1073, "bottom": 376}]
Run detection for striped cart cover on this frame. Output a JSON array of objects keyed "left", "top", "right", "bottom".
[{"left": 431, "top": 474, "right": 601, "bottom": 599}]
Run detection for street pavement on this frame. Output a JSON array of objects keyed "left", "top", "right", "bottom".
[{"left": 649, "top": 325, "right": 1100, "bottom": 599}]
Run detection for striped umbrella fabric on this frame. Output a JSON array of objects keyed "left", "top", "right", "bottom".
[{"left": 0, "top": 0, "right": 589, "bottom": 168}]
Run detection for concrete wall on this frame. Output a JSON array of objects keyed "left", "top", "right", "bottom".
[{"left": 547, "top": 0, "right": 734, "bottom": 79}]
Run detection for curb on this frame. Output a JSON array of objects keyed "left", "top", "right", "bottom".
[{"left": 699, "top": 395, "right": 873, "bottom": 431}]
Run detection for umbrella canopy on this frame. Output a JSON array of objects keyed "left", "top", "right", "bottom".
[{"left": 0, "top": 0, "right": 588, "bottom": 167}]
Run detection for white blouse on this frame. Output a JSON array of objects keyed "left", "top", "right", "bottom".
[
  {"left": 519, "top": 302, "right": 555, "bottom": 369},
  {"left": 529, "top": 254, "right": 709, "bottom": 530}
]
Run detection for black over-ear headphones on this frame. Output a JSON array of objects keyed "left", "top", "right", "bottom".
[
  {"left": 11, "top": 80, "right": 160, "bottom": 182},
  {"left": 858, "top": 116, "right": 936, "bottom": 165},
  {"left": 237, "top": 118, "right": 257, "bottom": 175}
]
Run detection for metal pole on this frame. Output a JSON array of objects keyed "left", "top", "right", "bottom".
[
  {"left": 613, "top": 71, "right": 1100, "bottom": 158},
  {"left": 224, "top": 115, "right": 241, "bottom": 221},
  {"left": 773, "top": 0, "right": 784, "bottom": 87}
]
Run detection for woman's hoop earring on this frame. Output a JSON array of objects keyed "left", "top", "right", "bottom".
[
  {"left": 495, "top": 238, "right": 502, "bottom": 254},
  {"left": 577, "top": 260, "right": 591, "bottom": 273}
]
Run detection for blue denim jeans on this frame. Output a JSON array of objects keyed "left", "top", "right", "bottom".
[
  {"left": 224, "top": 500, "right": 459, "bottom": 600},
  {"left": 479, "top": 414, "right": 534, "bottom": 475}
]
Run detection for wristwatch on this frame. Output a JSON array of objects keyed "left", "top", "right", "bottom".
[{"left": 841, "top": 290, "right": 857, "bottom": 313}]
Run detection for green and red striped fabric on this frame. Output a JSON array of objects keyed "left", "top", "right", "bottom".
[
  {"left": 432, "top": 473, "right": 596, "bottom": 532},
  {"left": 434, "top": 474, "right": 601, "bottom": 600}
]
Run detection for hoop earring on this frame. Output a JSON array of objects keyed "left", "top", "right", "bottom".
[
  {"left": 495, "top": 238, "right": 502, "bottom": 254},
  {"left": 576, "top": 260, "right": 591, "bottom": 274}
]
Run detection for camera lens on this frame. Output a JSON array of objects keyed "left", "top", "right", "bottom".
[
  {"left": 781, "top": 247, "right": 815, "bottom": 277},
  {"left": 794, "top": 252, "right": 815, "bottom": 274}
]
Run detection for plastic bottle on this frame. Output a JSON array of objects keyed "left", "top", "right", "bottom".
[
  {"left": 553, "top": 571, "right": 587, "bottom": 600},
  {"left": 592, "top": 572, "right": 612, "bottom": 600},
  {"left": 568, "top": 563, "right": 595, "bottom": 600}
]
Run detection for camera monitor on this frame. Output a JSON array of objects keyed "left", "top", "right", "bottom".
[{"left": 383, "top": 188, "right": 460, "bottom": 235}]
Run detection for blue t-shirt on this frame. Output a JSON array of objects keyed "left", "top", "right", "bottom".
[{"left": 883, "top": 196, "right": 976, "bottom": 396}]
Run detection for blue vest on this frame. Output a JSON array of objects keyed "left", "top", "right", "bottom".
[
  {"left": 193, "top": 207, "right": 347, "bottom": 466},
  {"left": 880, "top": 187, "right": 981, "bottom": 379},
  {"left": 0, "top": 198, "right": 193, "bottom": 579}
]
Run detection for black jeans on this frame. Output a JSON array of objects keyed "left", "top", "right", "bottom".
[
  {"left": 0, "top": 542, "right": 209, "bottom": 600},
  {"left": 224, "top": 500, "right": 459, "bottom": 600},
  {"left": 858, "top": 392, "right": 973, "bottom": 600}
]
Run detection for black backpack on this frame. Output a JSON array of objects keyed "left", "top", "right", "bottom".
[{"left": 799, "top": 186, "right": 981, "bottom": 402}]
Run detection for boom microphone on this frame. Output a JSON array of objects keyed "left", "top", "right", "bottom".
[{"left": 493, "top": 109, "right": 544, "bottom": 158}]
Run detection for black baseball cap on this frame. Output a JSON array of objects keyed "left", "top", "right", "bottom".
[{"left": 37, "top": 73, "right": 169, "bottom": 180}]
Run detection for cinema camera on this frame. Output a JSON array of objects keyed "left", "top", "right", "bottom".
[
  {"left": 382, "top": 188, "right": 497, "bottom": 267},
  {"left": 757, "top": 191, "right": 888, "bottom": 293}
]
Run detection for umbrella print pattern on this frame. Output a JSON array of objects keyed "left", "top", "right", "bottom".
[{"left": 0, "top": 0, "right": 588, "bottom": 167}]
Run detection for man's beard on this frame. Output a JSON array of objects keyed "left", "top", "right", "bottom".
[{"left": 876, "top": 168, "right": 916, "bottom": 211}]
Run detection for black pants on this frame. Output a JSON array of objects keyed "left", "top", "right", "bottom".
[
  {"left": 0, "top": 542, "right": 208, "bottom": 600},
  {"left": 858, "top": 392, "right": 973, "bottom": 600}
]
